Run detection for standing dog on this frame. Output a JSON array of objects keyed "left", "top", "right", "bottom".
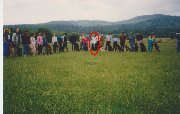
[
  {"left": 125, "top": 44, "right": 131, "bottom": 51},
  {"left": 9, "top": 42, "right": 15, "bottom": 57}
]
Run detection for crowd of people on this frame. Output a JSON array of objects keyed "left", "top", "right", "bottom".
[{"left": 3, "top": 28, "right": 166, "bottom": 58}]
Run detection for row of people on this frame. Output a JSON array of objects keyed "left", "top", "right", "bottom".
[
  {"left": 78, "top": 32, "right": 159, "bottom": 52},
  {"left": 3, "top": 28, "right": 161, "bottom": 57},
  {"left": 3, "top": 28, "right": 69, "bottom": 57},
  {"left": 104, "top": 32, "right": 160, "bottom": 52}
]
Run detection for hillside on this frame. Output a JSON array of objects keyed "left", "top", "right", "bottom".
[{"left": 4, "top": 14, "right": 180, "bottom": 37}]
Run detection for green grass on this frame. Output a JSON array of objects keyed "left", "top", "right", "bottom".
[{"left": 3, "top": 42, "right": 180, "bottom": 114}]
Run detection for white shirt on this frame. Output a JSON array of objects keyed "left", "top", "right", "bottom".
[
  {"left": 30, "top": 37, "right": 36, "bottom": 45},
  {"left": 52, "top": 36, "right": 57, "bottom": 44},
  {"left": 112, "top": 37, "right": 118, "bottom": 42},
  {"left": 117, "top": 38, "right": 120, "bottom": 43},
  {"left": 91, "top": 36, "right": 97, "bottom": 44},
  {"left": 61, "top": 35, "right": 64, "bottom": 42},
  {"left": 106, "top": 35, "right": 112, "bottom": 41}
]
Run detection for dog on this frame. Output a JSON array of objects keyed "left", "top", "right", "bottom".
[
  {"left": 84, "top": 44, "right": 88, "bottom": 51},
  {"left": 75, "top": 43, "right": 80, "bottom": 51},
  {"left": 156, "top": 45, "right": 160, "bottom": 52},
  {"left": 125, "top": 44, "right": 131, "bottom": 51},
  {"left": 140, "top": 43, "right": 147, "bottom": 52},
  {"left": 117, "top": 44, "right": 122, "bottom": 52},
  {"left": 135, "top": 43, "right": 138, "bottom": 52},
  {"left": 100, "top": 47, "right": 105, "bottom": 52},
  {"left": 9, "top": 42, "right": 14, "bottom": 57},
  {"left": 153, "top": 43, "right": 160, "bottom": 52},
  {"left": 108, "top": 45, "right": 113, "bottom": 51},
  {"left": 56, "top": 43, "right": 60, "bottom": 53},
  {"left": 47, "top": 44, "right": 53, "bottom": 55}
]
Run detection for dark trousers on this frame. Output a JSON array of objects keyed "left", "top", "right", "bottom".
[
  {"left": 153, "top": 43, "right": 159, "bottom": 51},
  {"left": 120, "top": 42, "right": 125, "bottom": 52},
  {"left": 95, "top": 41, "right": 99, "bottom": 50},
  {"left": 53, "top": 42, "right": 57, "bottom": 53},
  {"left": 22, "top": 44, "right": 29, "bottom": 56},
  {"left": 72, "top": 43, "right": 76, "bottom": 51},
  {"left": 82, "top": 42, "right": 87, "bottom": 51},
  {"left": 38, "top": 45, "right": 42, "bottom": 55},
  {"left": 113, "top": 41, "right": 118, "bottom": 51},
  {"left": 80, "top": 42, "right": 83, "bottom": 50},
  {"left": 105, "top": 41, "right": 111, "bottom": 51},
  {"left": 63, "top": 42, "right": 68, "bottom": 52},
  {"left": 58, "top": 42, "right": 63, "bottom": 52},
  {"left": 3, "top": 43, "right": 9, "bottom": 57},
  {"left": 13, "top": 44, "right": 21, "bottom": 56},
  {"left": 92, "top": 44, "right": 96, "bottom": 51}
]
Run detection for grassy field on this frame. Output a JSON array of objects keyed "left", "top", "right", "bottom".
[{"left": 3, "top": 40, "right": 180, "bottom": 114}]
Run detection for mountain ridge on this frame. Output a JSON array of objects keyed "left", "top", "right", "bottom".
[{"left": 4, "top": 14, "right": 180, "bottom": 37}]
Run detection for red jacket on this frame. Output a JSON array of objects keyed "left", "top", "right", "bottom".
[{"left": 82, "top": 37, "right": 90, "bottom": 43}]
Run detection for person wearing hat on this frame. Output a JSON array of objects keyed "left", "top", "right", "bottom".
[
  {"left": 128, "top": 32, "right": 135, "bottom": 52},
  {"left": 176, "top": 33, "right": 180, "bottom": 53}
]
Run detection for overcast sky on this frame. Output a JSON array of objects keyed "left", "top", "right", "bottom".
[{"left": 3, "top": 0, "right": 180, "bottom": 25}]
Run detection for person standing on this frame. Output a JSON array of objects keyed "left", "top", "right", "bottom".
[
  {"left": 63, "top": 33, "right": 68, "bottom": 52},
  {"left": 30, "top": 34, "right": 36, "bottom": 56},
  {"left": 112, "top": 35, "right": 118, "bottom": 51},
  {"left": 82, "top": 34, "right": 90, "bottom": 51},
  {"left": 147, "top": 34, "right": 153, "bottom": 52},
  {"left": 136, "top": 32, "right": 144, "bottom": 52},
  {"left": 128, "top": 32, "right": 135, "bottom": 52},
  {"left": 37, "top": 33, "right": 43, "bottom": 55},
  {"left": 52, "top": 34, "right": 58, "bottom": 53},
  {"left": 176, "top": 33, "right": 180, "bottom": 53},
  {"left": 120, "top": 32, "right": 127, "bottom": 52},
  {"left": 151, "top": 33, "right": 160, "bottom": 52},
  {"left": 79, "top": 33, "right": 84, "bottom": 50},
  {"left": 100, "top": 34, "right": 105, "bottom": 49},
  {"left": 69, "top": 33, "right": 77, "bottom": 51},
  {"left": 21, "top": 30, "right": 30, "bottom": 56},
  {"left": 12, "top": 28, "right": 22, "bottom": 56},
  {"left": 95, "top": 34, "right": 100, "bottom": 51},
  {"left": 3, "top": 29, "right": 11, "bottom": 57},
  {"left": 42, "top": 33, "right": 48, "bottom": 55},
  {"left": 91, "top": 35, "right": 97, "bottom": 51},
  {"left": 105, "top": 32, "right": 112, "bottom": 51},
  {"left": 57, "top": 33, "right": 63, "bottom": 52}
]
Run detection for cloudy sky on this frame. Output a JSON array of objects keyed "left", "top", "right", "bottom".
[{"left": 3, "top": 0, "right": 180, "bottom": 25}]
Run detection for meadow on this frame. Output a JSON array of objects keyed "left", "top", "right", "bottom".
[{"left": 3, "top": 39, "right": 180, "bottom": 114}]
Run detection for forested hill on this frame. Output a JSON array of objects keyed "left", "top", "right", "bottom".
[{"left": 4, "top": 14, "right": 180, "bottom": 38}]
